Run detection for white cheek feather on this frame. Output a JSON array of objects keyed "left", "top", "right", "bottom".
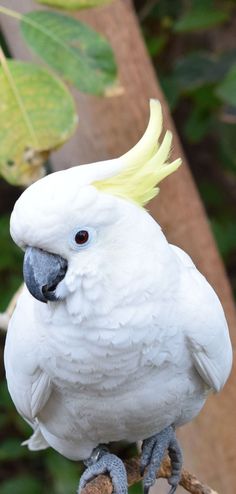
[{"left": 55, "top": 280, "right": 70, "bottom": 300}]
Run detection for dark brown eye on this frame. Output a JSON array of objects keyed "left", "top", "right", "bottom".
[{"left": 75, "top": 230, "right": 89, "bottom": 245}]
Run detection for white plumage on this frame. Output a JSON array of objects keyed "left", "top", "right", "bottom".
[{"left": 4, "top": 101, "right": 232, "bottom": 463}]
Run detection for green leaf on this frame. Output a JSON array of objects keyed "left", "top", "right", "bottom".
[
  {"left": 172, "top": 53, "right": 219, "bottom": 91},
  {"left": 212, "top": 218, "right": 236, "bottom": 260},
  {"left": 0, "top": 438, "right": 27, "bottom": 461},
  {"left": 0, "top": 381, "right": 15, "bottom": 410},
  {"left": 0, "top": 476, "right": 42, "bottom": 494},
  {"left": 36, "top": 0, "right": 112, "bottom": 9},
  {"left": 215, "top": 65, "right": 236, "bottom": 106},
  {"left": 0, "top": 59, "right": 77, "bottom": 186},
  {"left": 0, "top": 214, "right": 23, "bottom": 310},
  {"left": 14, "top": 413, "right": 33, "bottom": 437},
  {"left": 46, "top": 450, "right": 81, "bottom": 494},
  {"left": 21, "top": 10, "right": 118, "bottom": 96},
  {"left": 128, "top": 482, "right": 143, "bottom": 494},
  {"left": 215, "top": 50, "right": 236, "bottom": 80},
  {"left": 149, "top": 0, "right": 182, "bottom": 20},
  {"left": 174, "top": 0, "right": 229, "bottom": 32},
  {"left": 184, "top": 106, "right": 212, "bottom": 142},
  {"left": 146, "top": 35, "right": 167, "bottom": 57},
  {"left": 0, "top": 273, "right": 22, "bottom": 312},
  {"left": 0, "top": 215, "right": 22, "bottom": 271},
  {"left": 181, "top": 87, "right": 218, "bottom": 142},
  {"left": 217, "top": 122, "right": 236, "bottom": 171},
  {"left": 160, "top": 76, "right": 180, "bottom": 110},
  {"left": 171, "top": 50, "right": 236, "bottom": 94},
  {"left": 191, "top": 85, "right": 220, "bottom": 109},
  {"left": 0, "top": 411, "right": 9, "bottom": 429}
]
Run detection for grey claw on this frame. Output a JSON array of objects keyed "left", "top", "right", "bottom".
[
  {"left": 78, "top": 452, "right": 128, "bottom": 494},
  {"left": 141, "top": 426, "right": 182, "bottom": 494},
  {"left": 143, "top": 475, "right": 156, "bottom": 494},
  {"left": 168, "top": 486, "right": 178, "bottom": 494},
  {"left": 141, "top": 436, "right": 155, "bottom": 474},
  {"left": 167, "top": 436, "right": 183, "bottom": 492}
]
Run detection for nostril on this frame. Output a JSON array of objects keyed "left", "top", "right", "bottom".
[
  {"left": 42, "top": 282, "right": 58, "bottom": 295},
  {"left": 42, "top": 282, "right": 59, "bottom": 301}
]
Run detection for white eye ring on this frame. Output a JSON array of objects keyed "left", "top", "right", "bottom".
[{"left": 69, "top": 227, "right": 96, "bottom": 251}]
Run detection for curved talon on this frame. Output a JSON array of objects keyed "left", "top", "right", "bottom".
[
  {"left": 140, "top": 435, "right": 156, "bottom": 475},
  {"left": 141, "top": 426, "right": 183, "bottom": 494},
  {"left": 78, "top": 451, "right": 128, "bottom": 494},
  {"left": 167, "top": 436, "right": 183, "bottom": 492},
  {"left": 168, "top": 486, "right": 178, "bottom": 494}
]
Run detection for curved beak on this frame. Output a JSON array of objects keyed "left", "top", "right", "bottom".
[{"left": 23, "top": 247, "right": 68, "bottom": 303}]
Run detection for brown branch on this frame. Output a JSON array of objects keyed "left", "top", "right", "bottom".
[{"left": 81, "top": 456, "right": 218, "bottom": 494}]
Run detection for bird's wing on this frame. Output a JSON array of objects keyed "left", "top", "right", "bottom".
[
  {"left": 171, "top": 244, "right": 233, "bottom": 392},
  {"left": 170, "top": 244, "right": 196, "bottom": 268},
  {"left": 186, "top": 311, "right": 232, "bottom": 392},
  {"left": 4, "top": 288, "right": 52, "bottom": 421}
]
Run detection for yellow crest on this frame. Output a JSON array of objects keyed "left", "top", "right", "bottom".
[{"left": 93, "top": 100, "right": 181, "bottom": 206}]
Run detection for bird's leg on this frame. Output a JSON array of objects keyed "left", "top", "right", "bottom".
[
  {"left": 78, "top": 445, "right": 128, "bottom": 494},
  {"left": 140, "top": 425, "right": 183, "bottom": 494},
  {"left": 167, "top": 434, "right": 183, "bottom": 493}
]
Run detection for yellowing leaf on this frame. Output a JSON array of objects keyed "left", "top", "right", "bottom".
[
  {"left": 0, "top": 59, "right": 77, "bottom": 186},
  {"left": 21, "top": 10, "right": 118, "bottom": 95},
  {"left": 36, "top": 0, "right": 112, "bottom": 9}
]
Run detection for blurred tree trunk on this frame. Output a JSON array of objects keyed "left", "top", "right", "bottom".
[{"left": 1, "top": 0, "right": 236, "bottom": 492}]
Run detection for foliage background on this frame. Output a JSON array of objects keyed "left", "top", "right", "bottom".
[{"left": 1, "top": 0, "right": 236, "bottom": 492}]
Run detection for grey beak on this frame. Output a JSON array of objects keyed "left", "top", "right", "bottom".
[{"left": 23, "top": 247, "right": 68, "bottom": 303}]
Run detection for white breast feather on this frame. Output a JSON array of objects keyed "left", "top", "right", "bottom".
[{"left": 4, "top": 243, "right": 232, "bottom": 460}]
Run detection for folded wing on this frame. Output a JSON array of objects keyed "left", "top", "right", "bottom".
[
  {"left": 4, "top": 288, "right": 52, "bottom": 421},
  {"left": 171, "top": 244, "right": 233, "bottom": 392}
]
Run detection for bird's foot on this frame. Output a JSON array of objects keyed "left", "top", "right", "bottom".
[
  {"left": 140, "top": 425, "right": 183, "bottom": 494},
  {"left": 78, "top": 445, "right": 128, "bottom": 494}
]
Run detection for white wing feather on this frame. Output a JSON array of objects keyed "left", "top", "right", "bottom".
[
  {"left": 171, "top": 244, "right": 233, "bottom": 392},
  {"left": 4, "top": 288, "right": 52, "bottom": 421}
]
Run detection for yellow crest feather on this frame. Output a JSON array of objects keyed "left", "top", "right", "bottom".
[{"left": 93, "top": 99, "right": 182, "bottom": 206}]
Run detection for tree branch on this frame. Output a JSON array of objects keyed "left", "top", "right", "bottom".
[{"left": 81, "top": 456, "right": 218, "bottom": 494}]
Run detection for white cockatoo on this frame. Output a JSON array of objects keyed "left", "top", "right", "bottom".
[{"left": 4, "top": 100, "right": 232, "bottom": 494}]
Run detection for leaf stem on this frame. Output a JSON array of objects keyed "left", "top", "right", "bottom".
[
  {"left": 0, "top": 46, "right": 39, "bottom": 147},
  {"left": 0, "top": 5, "right": 22, "bottom": 21},
  {"left": 0, "top": 5, "right": 86, "bottom": 74}
]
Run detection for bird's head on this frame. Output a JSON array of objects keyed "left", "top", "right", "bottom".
[{"left": 10, "top": 100, "right": 181, "bottom": 318}]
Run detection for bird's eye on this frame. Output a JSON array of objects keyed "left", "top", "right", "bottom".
[
  {"left": 70, "top": 226, "right": 96, "bottom": 250},
  {"left": 74, "top": 230, "right": 89, "bottom": 245}
]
